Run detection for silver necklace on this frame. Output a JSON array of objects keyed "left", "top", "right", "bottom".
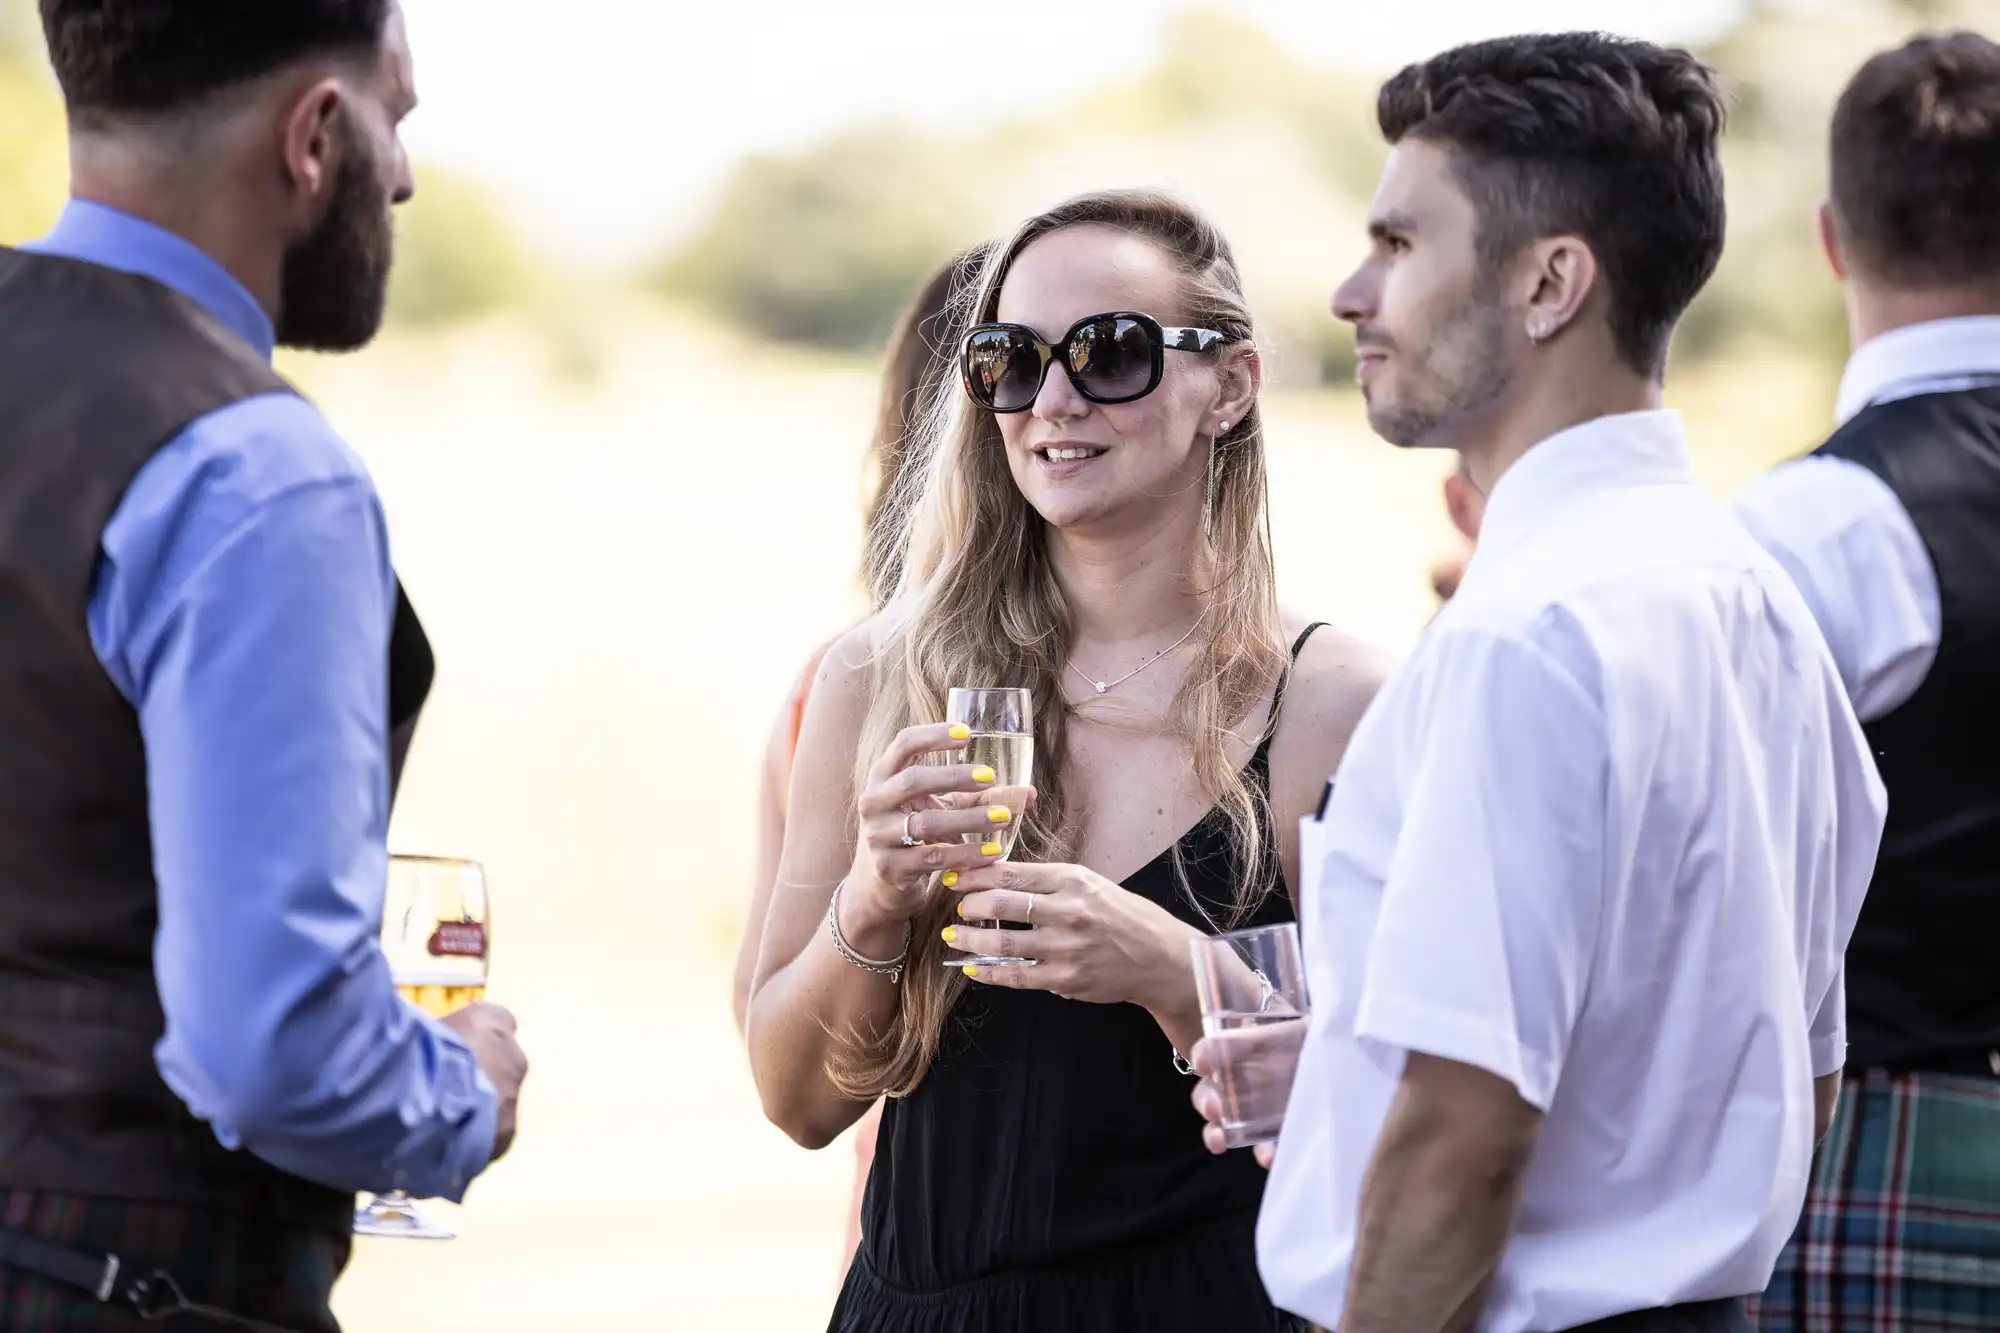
[{"left": 1066, "top": 617, "right": 1204, "bottom": 696}]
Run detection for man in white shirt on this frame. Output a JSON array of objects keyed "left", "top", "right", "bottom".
[
  {"left": 1193, "top": 33, "right": 1887, "bottom": 1333},
  {"left": 1729, "top": 32, "right": 2000, "bottom": 1333}
]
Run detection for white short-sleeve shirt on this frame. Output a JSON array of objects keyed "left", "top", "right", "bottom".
[{"left": 1258, "top": 411, "right": 1888, "bottom": 1333}]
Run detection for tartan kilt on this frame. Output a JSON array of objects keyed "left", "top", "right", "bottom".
[
  {"left": 1749, "top": 1067, "right": 2000, "bottom": 1332},
  {"left": 0, "top": 1191, "right": 349, "bottom": 1332}
]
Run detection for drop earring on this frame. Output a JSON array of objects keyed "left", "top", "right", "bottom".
[{"left": 1204, "top": 429, "right": 1225, "bottom": 543}]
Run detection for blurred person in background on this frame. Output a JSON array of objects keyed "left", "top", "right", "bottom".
[
  {"left": 1427, "top": 452, "right": 1484, "bottom": 602},
  {"left": 0, "top": 3, "right": 526, "bottom": 1328},
  {"left": 732, "top": 243, "right": 988, "bottom": 1265},
  {"left": 747, "top": 188, "right": 1384, "bottom": 1332},
  {"left": 1732, "top": 31, "right": 2000, "bottom": 1333},
  {"left": 1213, "top": 34, "right": 1884, "bottom": 1333}
]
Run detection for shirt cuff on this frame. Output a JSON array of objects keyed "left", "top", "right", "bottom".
[
  {"left": 428, "top": 1064, "right": 500, "bottom": 1205},
  {"left": 1356, "top": 990, "right": 1560, "bottom": 1113},
  {"left": 388, "top": 1020, "right": 500, "bottom": 1203}
]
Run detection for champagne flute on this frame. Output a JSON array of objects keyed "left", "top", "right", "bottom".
[
  {"left": 941, "top": 687, "right": 1036, "bottom": 968},
  {"left": 354, "top": 854, "right": 490, "bottom": 1241}
]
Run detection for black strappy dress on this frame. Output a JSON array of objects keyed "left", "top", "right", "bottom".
[{"left": 827, "top": 627, "right": 1325, "bottom": 1332}]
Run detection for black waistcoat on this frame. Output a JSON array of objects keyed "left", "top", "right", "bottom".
[{"left": 1812, "top": 380, "right": 2000, "bottom": 1070}]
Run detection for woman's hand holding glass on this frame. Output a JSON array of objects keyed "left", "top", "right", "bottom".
[
  {"left": 845, "top": 722, "right": 1027, "bottom": 947},
  {"left": 944, "top": 861, "right": 1201, "bottom": 1011}
]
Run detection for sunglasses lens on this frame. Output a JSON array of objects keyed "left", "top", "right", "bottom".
[
  {"left": 964, "top": 328, "right": 1045, "bottom": 412},
  {"left": 1067, "top": 318, "right": 1155, "bottom": 402}
]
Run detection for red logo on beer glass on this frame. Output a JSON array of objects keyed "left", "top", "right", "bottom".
[{"left": 428, "top": 921, "right": 487, "bottom": 959}]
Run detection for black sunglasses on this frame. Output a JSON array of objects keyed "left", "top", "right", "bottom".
[{"left": 961, "top": 311, "right": 1235, "bottom": 414}]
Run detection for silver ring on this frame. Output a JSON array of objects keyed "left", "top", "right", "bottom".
[
  {"left": 1024, "top": 894, "right": 1035, "bottom": 926},
  {"left": 901, "top": 811, "right": 921, "bottom": 848}
]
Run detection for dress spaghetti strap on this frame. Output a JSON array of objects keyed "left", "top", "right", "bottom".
[{"left": 1255, "top": 621, "right": 1328, "bottom": 759}]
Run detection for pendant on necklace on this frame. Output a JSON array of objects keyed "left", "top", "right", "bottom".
[{"left": 1094, "top": 681, "right": 1108, "bottom": 694}]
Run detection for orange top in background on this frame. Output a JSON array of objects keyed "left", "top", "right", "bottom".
[{"left": 787, "top": 643, "right": 831, "bottom": 763}]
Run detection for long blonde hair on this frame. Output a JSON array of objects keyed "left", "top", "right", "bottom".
[{"left": 833, "top": 190, "right": 1286, "bottom": 1100}]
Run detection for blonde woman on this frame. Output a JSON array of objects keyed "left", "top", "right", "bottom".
[{"left": 746, "top": 190, "right": 1385, "bottom": 1331}]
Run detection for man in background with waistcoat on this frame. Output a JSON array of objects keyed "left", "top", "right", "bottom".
[
  {"left": 1733, "top": 30, "right": 2000, "bottom": 1333},
  {"left": 0, "top": 3, "right": 529, "bottom": 1328}
]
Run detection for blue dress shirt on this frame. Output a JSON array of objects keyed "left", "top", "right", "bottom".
[{"left": 23, "top": 201, "right": 496, "bottom": 1201}]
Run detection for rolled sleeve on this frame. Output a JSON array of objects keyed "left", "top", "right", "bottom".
[{"left": 1353, "top": 625, "right": 1608, "bottom": 1112}]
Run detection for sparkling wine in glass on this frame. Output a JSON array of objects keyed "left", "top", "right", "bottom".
[
  {"left": 355, "top": 854, "right": 490, "bottom": 1241},
  {"left": 942, "top": 687, "right": 1036, "bottom": 968}
]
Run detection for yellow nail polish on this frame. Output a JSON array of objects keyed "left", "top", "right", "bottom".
[
  {"left": 948, "top": 724, "right": 970, "bottom": 742},
  {"left": 980, "top": 842, "right": 1003, "bottom": 857},
  {"left": 941, "top": 927, "right": 957, "bottom": 943},
  {"left": 987, "top": 806, "right": 1011, "bottom": 824},
  {"left": 972, "top": 766, "right": 995, "bottom": 784},
  {"left": 957, "top": 900, "right": 966, "bottom": 917},
  {"left": 963, "top": 966, "right": 979, "bottom": 978},
  {"left": 941, "top": 870, "right": 959, "bottom": 888}
]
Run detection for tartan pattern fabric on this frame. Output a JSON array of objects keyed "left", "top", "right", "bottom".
[
  {"left": 0, "top": 1191, "right": 348, "bottom": 1332},
  {"left": 1750, "top": 1067, "right": 2000, "bottom": 1332}
]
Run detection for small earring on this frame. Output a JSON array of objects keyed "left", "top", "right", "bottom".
[
  {"left": 1527, "top": 322, "right": 1550, "bottom": 344},
  {"left": 1217, "top": 420, "right": 1231, "bottom": 435}
]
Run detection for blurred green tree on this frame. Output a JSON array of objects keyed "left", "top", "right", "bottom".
[
  {"left": 652, "top": 0, "right": 1999, "bottom": 382},
  {"left": 1673, "top": 0, "right": 1999, "bottom": 371},
  {"left": 651, "top": 11, "right": 1383, "bottom": 377},
  {"left": 2, "top": 21, "right": 530, "bottom": 329},
  {"left": 652, "top": 122, "right": 986, "bottom": 351},
  {"left": 386, "top": 164, "right": 533, "bottom": 328}
]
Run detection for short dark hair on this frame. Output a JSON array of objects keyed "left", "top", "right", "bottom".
[
  {"left": 40, "top": 0, "right": 389, "bottom": 123},
  {"left": 1830, "top": 31, "right": 2000, "bottom": 290},
  {"left": 1377, "top": 32, "right": 1728, "bottom": 380}
]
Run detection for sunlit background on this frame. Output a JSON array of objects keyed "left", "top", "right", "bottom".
[{"left": 2, "top": 0, "right": 1992, "bottom": 1326}]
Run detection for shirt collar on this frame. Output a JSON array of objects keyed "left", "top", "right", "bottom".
[
  {"left": 1466, "top": 409, "right": 1698, "bottom": 575},
  {"left": 22, "top": 199, "right": 275, "bottom": 362},
  {"left": 1834, "top": 316, "right": 2000, "bottom": 426}
]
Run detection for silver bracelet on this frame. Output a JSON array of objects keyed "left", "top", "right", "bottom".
[
  {"left": 1168, "top": 964, "right": 1280, "bottom": 1072},
  {"left": 826, "top": 879, "right": 911, "bottom": 985},
  {"left": 1256, "top": 969, "right": 1278, "bottom": 1012}
]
